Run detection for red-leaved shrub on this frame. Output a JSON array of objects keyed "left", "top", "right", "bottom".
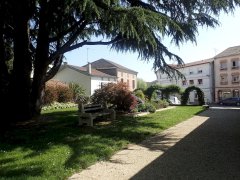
[
  {"left": 91, "top": 82, "right": 137, "bottom": 112},
  {"left": 43, "top": 80, "right": 73, "bottom": 104}
]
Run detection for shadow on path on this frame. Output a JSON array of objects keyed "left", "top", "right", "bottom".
[{"left": 130, "top": 109, "right": 240, "bottom": 179}]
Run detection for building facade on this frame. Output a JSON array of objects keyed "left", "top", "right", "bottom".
[
  {"left": 214, "top": 46, "right": 240, "bottom": 102},
  {"left": 156, "top": 59, "right": 214, "bottom": 103},
  {"left": 83, "top": 59, "right": 138, "bottom": 91},
  {"left": 52, "top": 63, "right": 117, "bottom": 96}
]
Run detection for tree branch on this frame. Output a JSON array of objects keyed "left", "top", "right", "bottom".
[
  {"left": 49, "top": 20, "right": 88, "bottom": 61},
  {"left": 44, "top": 55, "right": 63, "bottom": 82},
  {"left": 49, "top": 18, "right": 84, "bottom": 42},
  {"left": 64, "top": 38, "right": 120, "bottom": 53}
]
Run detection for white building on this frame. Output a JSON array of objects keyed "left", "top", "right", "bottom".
[
  {"left": 155, "top": 58, "right": 214, "bottom": 103},
  {"left": 52, "top": 62, "right": 117, "bottom": 96}
]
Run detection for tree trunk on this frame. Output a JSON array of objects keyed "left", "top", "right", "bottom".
[
  {"left": 30, "top": 0, "right": 50, "bottom": 117},
  {"left": 9, "top": 4, "right": 32, "bottom": 122}
]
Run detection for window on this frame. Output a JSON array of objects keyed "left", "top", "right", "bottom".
[
  {"left": 127, "top": 79, "right": 129, "bottom": 87},
  {"left": 182, "top": 80, "right": 187, "bottom": 86},
  {"left": 108, "top": 78, "right": 110, "bottom": 81},
  {"left": 232, "top": 74, "right": 239, "bottom": 83},
  {"left": 220, "top": 74, "right": 228, "bottom": 85},
  {"left": 189, "top": 80, "right": 194, "bottom": 85},
  {"left": 189, "top": 71, "right": 194, "bottom": 75},
  {"left": 232, "top": 59, "right": 239, "bottom": 69},
  {"left": 198, "top": 79, "right": 203, "bottom": 85},
  {"left": 121, "top": 78, "right": 123, "bottom": 83},
  {"left": 132, "top": 80, "right": 135, "bottom": 89},
  {"left": 198, "top": 69, "right": 203, "bottom": 74},
  {"left": 220, "top": 61, "right": 227, "bottom": 70}
]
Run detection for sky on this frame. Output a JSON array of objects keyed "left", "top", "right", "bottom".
[{"left": 65, "top": 7, "right": 240, "bottom": 82}]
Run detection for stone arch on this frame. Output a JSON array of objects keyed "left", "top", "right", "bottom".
[{"left": 181, "top": 86, "right": 205, "bottom": 105}]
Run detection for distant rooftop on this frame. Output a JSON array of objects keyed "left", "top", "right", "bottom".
[
  {"left": 83, "top": 58, "right": 138, "bottom": 74},
  {"left": 64, "top": 64, "right": 116, "bottom": 78},
  {"left": 170, "top": 58, "right": 213, "bottom": 69},
  {"left": 214, "top": 45, "right": 240, "bottom": 58}
]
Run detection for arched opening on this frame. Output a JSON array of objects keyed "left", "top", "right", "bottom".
[{"left": 181, "top": 86, "right": 205, "bottom": 105}]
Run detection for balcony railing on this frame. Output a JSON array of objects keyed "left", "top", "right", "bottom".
[
  {"left": 232, "top": 81, "right": 240, "bottom": 84},
  {"left": 232, "top": 66, "right": 239, "bottom": 69}
]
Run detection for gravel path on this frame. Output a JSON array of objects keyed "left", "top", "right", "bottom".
[{"left": 69, "top": 108, "right": 240, "bottom": 180}]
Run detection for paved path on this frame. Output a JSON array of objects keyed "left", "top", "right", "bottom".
[{"left": 69, "top": 108, "right": 240, "bottom": 180}]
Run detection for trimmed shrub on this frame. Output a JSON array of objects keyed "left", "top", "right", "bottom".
[{"left": 181, "top": 86, "right": 205, "bottom": 105}]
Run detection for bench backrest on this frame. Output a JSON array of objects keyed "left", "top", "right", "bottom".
[{"left": 79, "top": 103, "right": 104, "bottom": 113}]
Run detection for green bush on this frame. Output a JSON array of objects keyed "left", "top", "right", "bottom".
[
  {"left": 137, "top": 103, "right": 147, "bottom": 112},
  {"left": 69, "top": 82, "right": 86, "bottom": 102},
  {"left": 152, "top": 99, "right": 169, "bottom": 109},
  {"left": 145, "top": 103, "right": 156, "bottom": 113},
  {"left": 134, "top": 89, "right": 145, "bottom": 100}
]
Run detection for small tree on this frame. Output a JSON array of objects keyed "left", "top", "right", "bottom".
[
  {"left": 137, "top": 78, "right": 147, "bottom": 91},
  {"left": 134, "top": 89, "right": 145, "bottom": 100}
]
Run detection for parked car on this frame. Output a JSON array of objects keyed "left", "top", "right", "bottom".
[{"left": 219, "top": 97, "right": 240, "bottom": 106}]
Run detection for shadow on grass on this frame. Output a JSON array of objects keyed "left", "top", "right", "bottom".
[{"left": 0, "top": 106, "right": 203, "bottom": 179}]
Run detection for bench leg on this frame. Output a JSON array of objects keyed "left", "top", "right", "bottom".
[
  {"left": 79, "top": 113, "right": 94, "bottom": 126},
  {"left": 110, "top": 109, "right": 116, "bottom": 120}
]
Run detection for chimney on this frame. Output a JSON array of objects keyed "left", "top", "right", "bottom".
[{"left": 87, "top": 62, "right": 91, "bottom": 74}]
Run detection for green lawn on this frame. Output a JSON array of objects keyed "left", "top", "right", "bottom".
[{"left": 0, "top": 106, "right": 203, "bottom": 180}]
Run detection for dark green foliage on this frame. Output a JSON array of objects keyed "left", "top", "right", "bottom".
[
  {"left": 152, "top": 99, "right": 169, "bottom": 109},
  {"left": 69, "top": 83, "right": 86, "bottom": 102},
  {"left": 145, "top": 84, "right": 162, "bottom": 100},
  {"left": 162, "top": 84, "right": 182, "bottom": 99},
  {"left": 181, "top": 86, "right": 205, "bottom": 105},
  {"left": 91, "top": 82, "right": 138, "bottom": 112}
]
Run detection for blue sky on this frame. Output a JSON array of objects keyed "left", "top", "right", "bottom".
[{"left": 65, "top": 8, "right": 240, "bottom": 82}]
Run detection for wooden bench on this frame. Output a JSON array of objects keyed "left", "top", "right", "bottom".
[{"left": 78, "top": 103, "right": 116, "bottom": 126}]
